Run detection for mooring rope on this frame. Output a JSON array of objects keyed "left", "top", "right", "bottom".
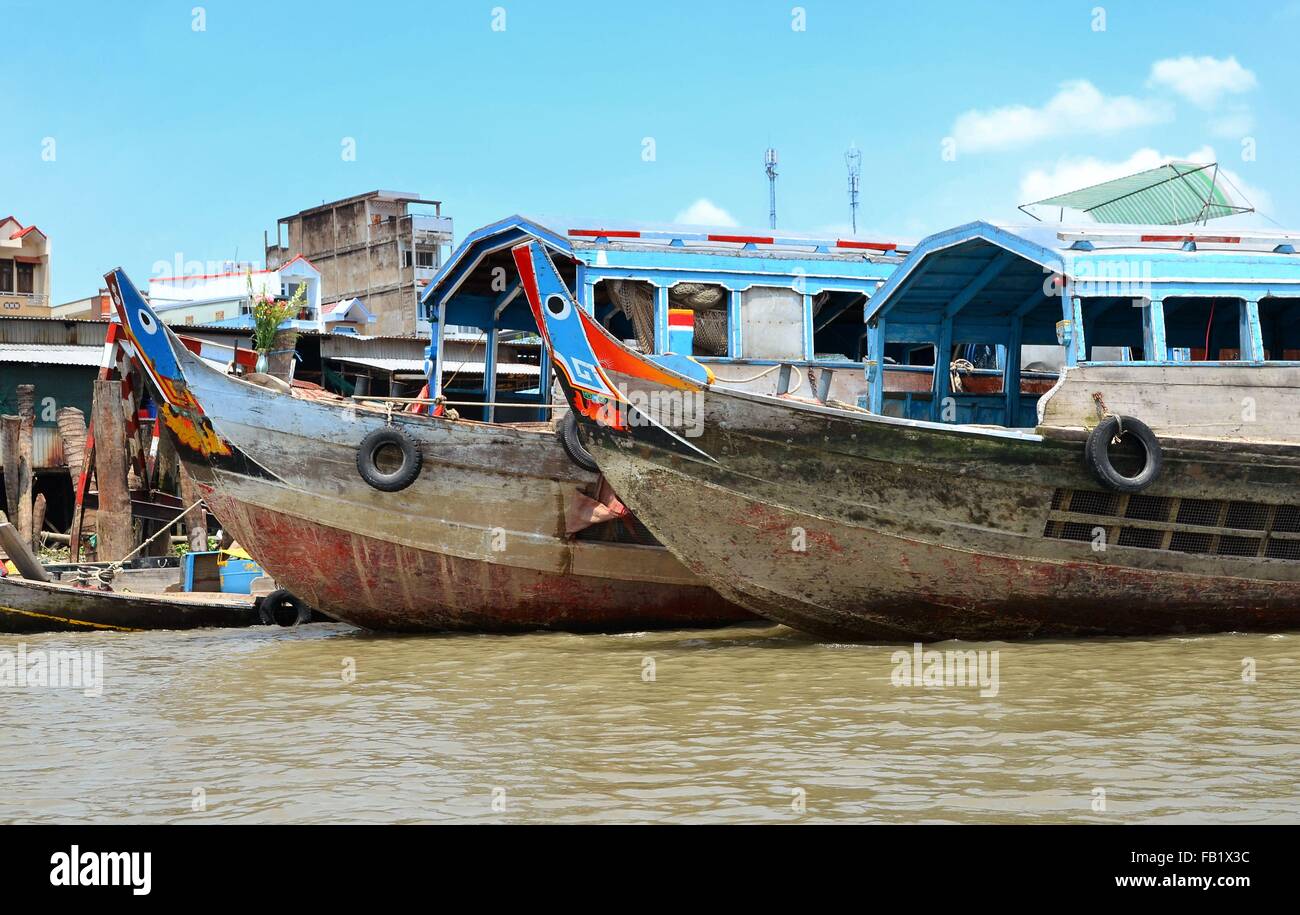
[{"left": 79, "top": 499, "right": 207, "bottom": 588}]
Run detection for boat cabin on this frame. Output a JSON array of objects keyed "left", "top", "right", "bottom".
[
  {"left": 863, "top": 221, "right": 1300, "bottom": 430},
  {"left": 420, "top": 216, "right": 907, "bottom": 421}
]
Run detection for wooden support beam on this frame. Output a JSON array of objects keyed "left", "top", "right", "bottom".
[
  {"left": 32, "top": 493, "right": 47, "bottom": 549},
  {"left": 91, "top": 378, "right": 134, "bottom": 561},
  {"left": 16, "top": 386, "right": 34, "bottom": 549},
  {"left": 932, "top": 316, "right": 954, "bottom": 423},
  {"left": 57, "top": 406, "right": 87, "bottom": 485},
  {"left": 1005, "top": 316, "right": 1024, "bottom": 427},
  {"left": 944, "top": 251, "right": 1015, "bottom": 320},
  {"left": 179, "top": 465, "right": 208, "bottom": 554},
  {"left": 1, "top": 415, "right": 18, "bottom": 521}
]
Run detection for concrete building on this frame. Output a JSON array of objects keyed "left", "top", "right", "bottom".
[
  {"left": 147, "top": 256, "right": 322, "bottom": 329},
  {"left": 52, "top": 288, "right": 112, "bottom": 321},
  {"left": 0, "top": 216, "right": 52, "bottom": 316},
  {"left": 265, "top": 190, "right": 453, "bottom": 336}
]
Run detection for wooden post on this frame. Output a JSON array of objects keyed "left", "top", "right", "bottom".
[
  {"left": 154, "top": 418, "right": 178, "bottom": 494},
  {"left": 178, "top": 465, "right": 207, "bottom": 554},
  {"left": 91, "top": 378, "right": 134, "bottom": 561},
  {"left": 32, "top": 493, "right": 47, "bottom": 549},
  {"left": 57, "top": 406, "right": 87, "bottom": 484},
  {"left": 1, "top": 415, "right": 18, "bottom": 521},
  {"left": 16, "top": 386, "right": 35, "bottom": 548}
]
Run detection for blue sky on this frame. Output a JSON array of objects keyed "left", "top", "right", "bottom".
[{"left": 6, "top": 0, "right": 1299, "bottom": 301}]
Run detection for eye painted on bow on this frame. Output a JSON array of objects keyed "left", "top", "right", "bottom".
[
  {"left": 545, "top": 294, "right": 570, "bottom": 320},
  {"left": 138, "top": 308, "right": 159, "bottom": 334}
]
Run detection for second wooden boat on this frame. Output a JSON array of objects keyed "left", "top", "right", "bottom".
[{"left": 516, "top": 228, "right": 1300, "bottom": 641}]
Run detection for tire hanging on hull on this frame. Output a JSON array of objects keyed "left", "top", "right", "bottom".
[
  {"left": 1085, "top": 415, "right": 1163, "bottom": 493},
  {"left": 558, "top": 411, "right": 600, "bottom": 473}
]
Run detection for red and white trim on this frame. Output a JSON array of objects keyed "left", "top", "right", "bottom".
[{"left": 567, "top": 227, "right": 902, "bottom": 254}]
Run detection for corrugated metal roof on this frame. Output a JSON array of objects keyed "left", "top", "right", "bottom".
[
  {"left": 0, "top": 317, "right": 111, "bottom": 347},
  {"left": 0, "top": 343, "right": 103, "bottom": 366},
  {"left": 317, "top": 335, "right": 429, "bottom": 360}
]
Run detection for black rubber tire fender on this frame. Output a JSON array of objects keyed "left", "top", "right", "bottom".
[
  {"left": 558, "top": 411, "right": 600, "bottom": 473},
  {"left": 356, "top": 425, "right": 423, "bottom": 492},
  {"left": 258, "top": 588, "right": 312, "bottom": 627},
  {"left": 1084, "top": 415, "right": 1163, "bottom": 493}
]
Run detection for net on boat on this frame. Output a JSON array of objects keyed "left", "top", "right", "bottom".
[{"left": 605, "top": 280, "right": 729, "bottom": 356}]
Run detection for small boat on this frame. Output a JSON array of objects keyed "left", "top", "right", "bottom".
[
  {"left": 516, "top": 223, "right": 1300, "bottom": 641},
  {"left": 0, "top": 523, "right": 313, "bottom": 633},
  {"left": 0, "top": 574, "right": 259, "bottom": 634}
]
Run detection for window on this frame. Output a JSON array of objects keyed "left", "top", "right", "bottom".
[
  {"left": 0, "top": 260, "right": 12, "bottom": 294},
  {"left": 811, "top": 291, "right": 868, "bottom": 361},
  {"left": 950, "top": 342, "right": 1003, "bottom": 393},
  {"left": 1163, "top": 297, "right": 1246, "bottom": 361},
  {"left": 1080, "top": 297, "right": 1145, "bottom": 362},
  {"left": 416, "top": 250, "right": 435, "bottom": 268},
  {"left": 669, "top": 283, "right": 729, "bottom": 357},
  {"left": 1258, "top": 297, "right": 1300, "bottom": 361},
  {"left": 184, "top": 315, "right": 195, "bottom": 325},
  {"left": 740, "top": 287, "right": 804, "bottom": 360},
  {"left": 214, "top": 310, "right": 225, "bottom": 321},
  {"left": 16, "top": 263, "right": 34, "bottom": 295}
]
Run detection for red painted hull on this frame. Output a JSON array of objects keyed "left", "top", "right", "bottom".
[{"left": 200, "top": 485, "right": 747, "bottom": 632}]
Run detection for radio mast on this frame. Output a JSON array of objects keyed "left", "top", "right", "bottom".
[
  {"left": 845, "top": 144, "right": 862, "bottom": 234},
  {"left": 764, "top": 148, "right": 779, "bottom": 230}
]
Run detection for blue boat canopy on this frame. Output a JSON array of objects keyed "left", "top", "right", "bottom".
[
  {"left": 420, "top": 214, "right": 910, "bottom": 421},
  {"left": 864, "top": 221, "right": 1300, "bottom": 428}
]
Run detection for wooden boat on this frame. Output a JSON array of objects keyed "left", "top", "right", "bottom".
[
  {"left": 104, "top": 270, "right": 749, "bottom": 633},
  {"left": 0, "top": 574, "right": 258, "bottom": 633},
  {"left": 515, "top": 224, "right": 1300, "bottom": 641}
]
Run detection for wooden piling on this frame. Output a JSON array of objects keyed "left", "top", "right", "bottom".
[
  {"left": 1, "top": 415, "right": 18, "bottom": 521},
  {"left": 91, "top": 378, "right": 134, "bottom": 561},
  {"left": 32, "top": 493, "right": 47, "bottom": 550},
  {"left": 16, "top": 386, "right": 35, "bottom": 549},
  {"left": 57, "top": 406, "right": 87, "bottom": 483},
  {"left": 178, "top": 464, "right": 208, "bottom": 553}
]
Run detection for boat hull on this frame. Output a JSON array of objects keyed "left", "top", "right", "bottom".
[
  {"left": 165, "top": 347, "right": 747, "bottom": 633},
  {"left": 580, "top": 373, "right": 1300, "bottom": 641},
  {"left": 0, "top": 575, "right": 258, "bottom": 634}
]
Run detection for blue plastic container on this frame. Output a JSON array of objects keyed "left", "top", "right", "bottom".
[
  {"left": 182, "top": 551, "right": 264, "bottom": 594},
  {"left": 218, "top": 558, "right": 263, "bottom": 595}
]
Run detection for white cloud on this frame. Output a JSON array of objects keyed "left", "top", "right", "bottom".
[
  {"left": 673, "top": 198, "right": 739, "bottom": 227},
  {"left": 1148, "top": 55, "right": 1257, "bottom": 108},
  {"left": 1019, "top": 146, "right": 1271, "bottom": 217},
  {"left": 1209, "top": 106, "right": 1255, "bottom": 138},
  {"left": 950, "top": 80, "right": 1170, "bottom": 153}
]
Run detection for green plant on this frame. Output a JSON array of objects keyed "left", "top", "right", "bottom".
[{"left": 248, "top": 270, "right": 305, "bottom": 353}]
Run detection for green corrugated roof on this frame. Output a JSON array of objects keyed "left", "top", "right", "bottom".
[{"left": 1022, "top": 161, "right": 1252, "bottom": 226}]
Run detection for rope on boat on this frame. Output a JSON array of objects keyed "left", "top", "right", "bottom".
[
  {"left": 77, "top": 499, "right": 207, "bottom": 589},
  {"left": 352, "top": 395, "right": 556, "bottom": 410},
  {"left": 711, "top": 364, "right": 783, "bottom": 384},
  {"left": 1091, "top": 391, "right": 1124, "bottom": 443},
  {"left": 949, "top": 359, "right": 976, "bottom": 393}
]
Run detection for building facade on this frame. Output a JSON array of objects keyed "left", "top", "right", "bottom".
[
  {"left": 265, "top": 190, "right": 453, "bottom": 336},
  {"left": 0, "top": 216, "right": 52, "bottom": 317},
  {"left": 52, "top": 288, "right": 112, "bottom": 321},
  {"left": 147, "top": 256, "right": 322, "bottom": 329}
]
